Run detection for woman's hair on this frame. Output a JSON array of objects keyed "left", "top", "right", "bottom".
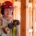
[{"left": 1, "top": 8, "right": 4, "bottom": 15}]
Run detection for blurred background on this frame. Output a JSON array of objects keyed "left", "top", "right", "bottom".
[{"left": 26, "top": 0, "right": 36, "bottom": 36}]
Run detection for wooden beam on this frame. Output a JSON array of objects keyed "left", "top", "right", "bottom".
[{"left": 21, "top": 0, "right": 26, "bottom": 36}]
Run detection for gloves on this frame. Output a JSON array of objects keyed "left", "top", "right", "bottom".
[
  {"left": 8, "top": 23, "right": 14, "bottom": 29},
  {"left": 2, "top": 26, "right": 10, "bottom": 34},
  {"left": 13, "top": 20, "right": 20, "bottom": 25},
  {"left": 8, "top": 20, "right": 20, "bottom": 29}
]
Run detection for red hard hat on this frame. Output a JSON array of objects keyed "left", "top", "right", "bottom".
[{"left": 1, "top": 1, "right": 14, "bottom": 10}]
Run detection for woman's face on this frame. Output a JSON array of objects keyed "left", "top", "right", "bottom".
[{"left": 4, "top": 8, "right": 13, "bottom": 17}]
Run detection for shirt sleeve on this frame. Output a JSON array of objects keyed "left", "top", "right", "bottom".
[{"left": 16, "top": 25, "right": 20, "bottom": 36}]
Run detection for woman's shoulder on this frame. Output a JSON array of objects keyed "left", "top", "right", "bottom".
[{"left": 0, "top": 16, "right": 5, "bottom": 21}]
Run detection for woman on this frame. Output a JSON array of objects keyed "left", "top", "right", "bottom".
[{"left": 0, "top": 1, "right": 20, "bottom": 36}]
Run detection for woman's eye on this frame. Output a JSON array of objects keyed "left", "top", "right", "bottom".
[
  {"left": 5, "top": 10, "right": 7, "bottom": 11},
  {"left": 4, "top": 9, "right": 12, "bottom": 12}
]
